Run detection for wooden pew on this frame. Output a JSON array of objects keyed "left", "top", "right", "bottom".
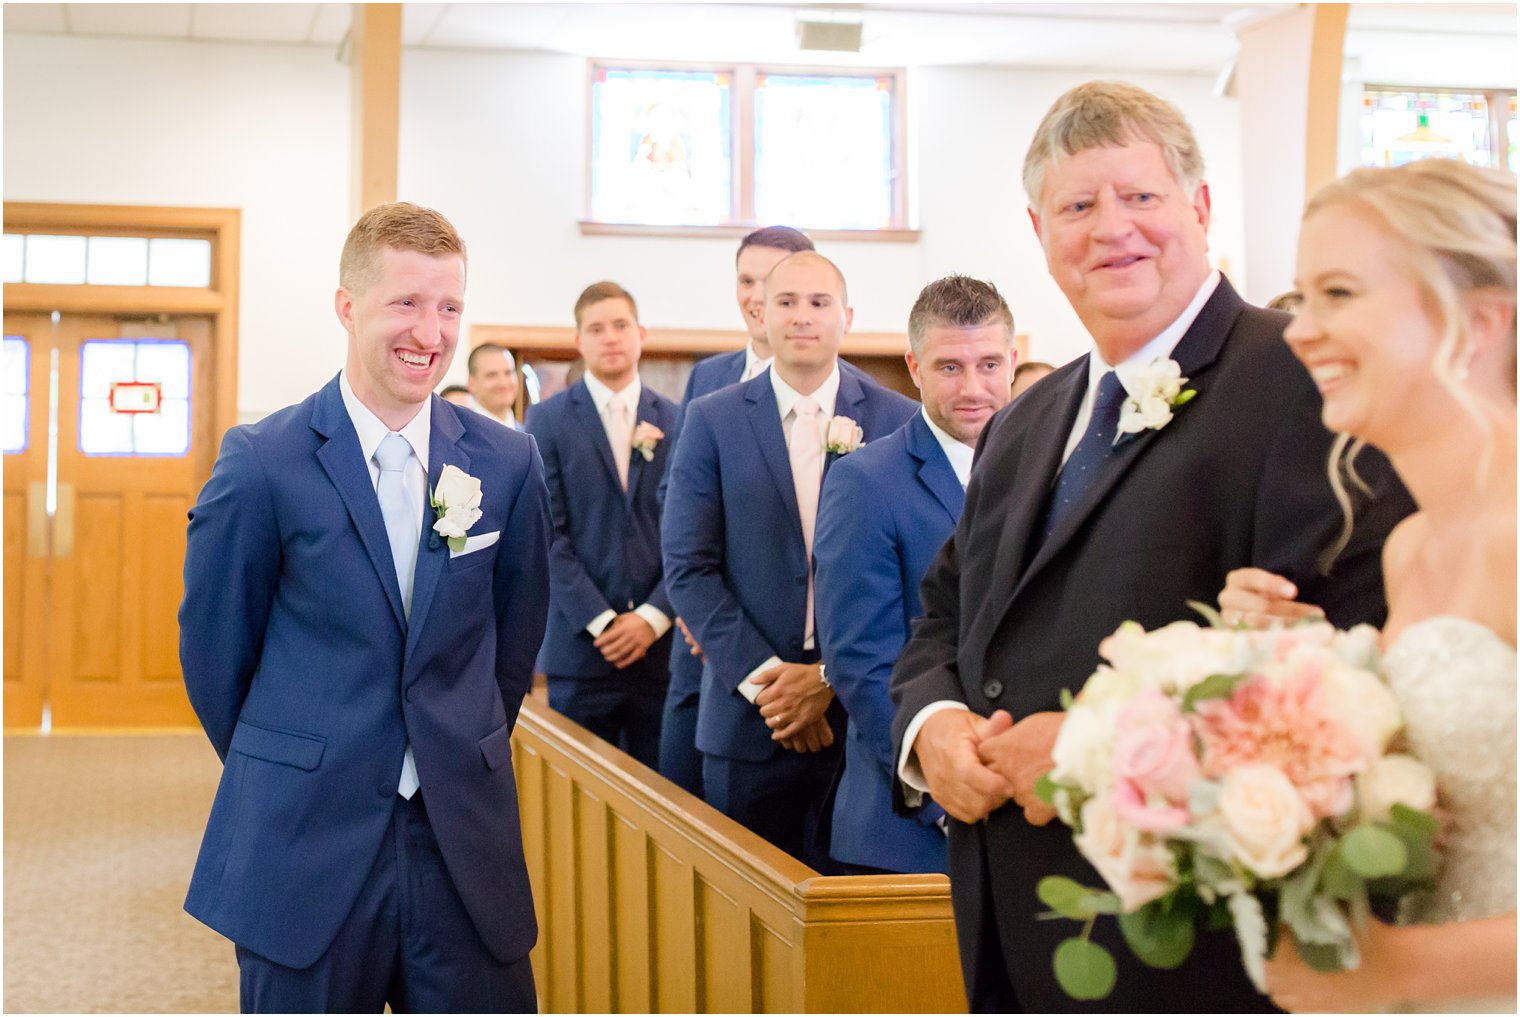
[{"left": 511, "top": 699, "right": 966, "bottom": 1013}]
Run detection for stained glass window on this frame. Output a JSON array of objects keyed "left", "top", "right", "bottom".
[
  {"left": 1360, "top": 89, "right": 1496, "bottom": 167},
  {"left": 754, "top": 72, "right": 897, "bottom": 230},
  {"left": 78, "top": 338, "right": 191, "bottom": 456},
  {"left": 4, "top": 336, "right": 29, "bottom": 454},
  {"left": 590, "top": 67, "right": 733, "bottom": 226}
]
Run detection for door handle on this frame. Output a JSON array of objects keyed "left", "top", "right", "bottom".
[
  {"left": 27, "top": 481, "right": 47, "bottom": 557},
  {"left": 54, "top": 482, "right": 74, "bottom": 558}
]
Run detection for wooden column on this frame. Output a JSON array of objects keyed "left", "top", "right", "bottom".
[
  {"left": 1234, "top": 3, "right": 1349, "bottom": 302},
  {"left": 349, "top": 3, "right": 402, "bottom": 217}
]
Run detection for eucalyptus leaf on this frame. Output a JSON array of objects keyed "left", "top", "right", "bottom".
[
  {"left": 1118, "top": 897, "right": 1196, "bottom": 969},
  {"left": 1293, "top": 938, "right": 1349, "bottom": 973},
  {"left": 1037, "top": 876, "right": 1107, "bottom": 920},
  {"left": 1341, "top": 825, "right": 1408, "bottom": 878},
  {"left": 1053, "top": 937, "right": 1118, "bottom": 1001},
  {"left": 1320, "top": 846, "right": 1366, "bottom": 901},
  {"left": 1182, "top": 672, "right": 1242, "bottom": 711},
  {"left": 1389, "top": 803, "right": 1439, "bottom": 837}
]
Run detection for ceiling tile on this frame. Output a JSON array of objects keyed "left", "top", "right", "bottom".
[
  {"left": 3, "top": 4, "right": 69, "bottom": 33},
  {"left": 190, "top": 3, "right": 321, "bottom": 45},
  {"left": 65, "top": 2, "right": 193, "bottom": 38},
  {"left": 307, "top": 3, "right": 351, "bottom": 46}
]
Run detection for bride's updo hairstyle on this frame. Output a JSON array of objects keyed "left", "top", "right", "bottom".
[{"left": 1303, "top": 159, "right": 1517, "bottom": 566}]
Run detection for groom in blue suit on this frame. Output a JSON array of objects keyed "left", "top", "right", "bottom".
[
  {"left": 663, "top": 251, "right": 917, "bottom": 870},
  {"left": 814, "top": 275, "right": 1016, "bottom": 875},
  {"left": 179, "top": 203, "right": 549, "bottom": 1012},
  {"left": 527, "top": 281, "right": 680, "bottom": 769}
]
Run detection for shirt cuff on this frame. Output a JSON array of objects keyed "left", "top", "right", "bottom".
[
  {"left": 897, "top": 700, "right": 972, "bottom": 797},
  {"left": 633, "top": 604, "right": 672, "bottom": 640},
  {"left": 585, "top": 609, "right": 617, "bottom": 638},
  {"left": 738, "top": 655, "right": 784, "bottom": 705}
]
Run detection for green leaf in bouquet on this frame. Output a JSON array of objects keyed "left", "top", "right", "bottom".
[
  {"left": 1181, "top": 672, "right": 1242, "bottom": 711},
  {"left": 1319, "top": 846, "right": 1366, "bottom": 901},
  {"left": 1293, "top": 937, "right": 1350, "bottom": 973},
  {"left": 1053, "top": 937, "right": 1117, "bottom": 1001},
  {"left": 1341, "top": 825, "right": 1408, "bottom": 878},
  {"left": 1187, "top": 599, "right": 1229, "bottom": 629},
  {"left": 1388, "top": 803, "right": 1439, "bottom": 837},
  {"left": 1037, "top": 876, "right": 1112, "bottom": 920},
  {"left": 1059, "top": 687, "right": 1075, "bottom": 710},
  {"left": 1117, "top": 895, "right": 1197, "bottom": 969},
  {"left": 1034, "top": 772, "right": 1058, "bottom": 806},
  {"left": 1369, "top": 811, "right": 1440, "bottom": 892},
  {"left": 1206, "top": 897, "right": 1234, "bottom": 930}
]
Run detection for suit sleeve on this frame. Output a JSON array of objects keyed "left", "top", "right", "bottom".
[
  {"left": 525, "top": 407, "right": 614, "bottom": 630},
  {"left": 494, "top": 435, "right": 552, "bottom": 731},
  {"left": 662, "top": 398, "right": 782, "bottom": 687},
  {"left": 816, "top": 459, "right": 943, "bottom": 827},
  {"left": 1250, "top": 380, "right": 1406, "bottom": 629},
  {"left": 179, "top": 427, "right": 281, "bottom": 761}
]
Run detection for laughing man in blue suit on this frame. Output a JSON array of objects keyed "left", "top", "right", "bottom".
[
  {"left": 662, "top": 251, "right": 917, "bottom": 870},
  {"left": 527, "top": 281, "right": 680, "bottom": 769},
  {"left": 813, "top": 276, "right": 1017, "bottom": 875},
  {"left": 657, "top": 225, "right": 816, "bottom": 797},
  {"left": 179, "top": 203, "right": 549, "bottom": 1012}
]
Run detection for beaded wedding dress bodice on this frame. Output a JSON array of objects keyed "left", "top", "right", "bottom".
[{"left": 1383, "top": 616, "right": 1516, "bottom": 1012}]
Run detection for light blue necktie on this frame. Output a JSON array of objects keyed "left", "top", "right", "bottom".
[{"left": 373, "top": 431, "right": 420, "bottom": 799}]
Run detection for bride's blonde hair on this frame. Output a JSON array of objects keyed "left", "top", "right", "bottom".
[{"left": 1303, "top": 159, "right": 1517, "bottom": 567}]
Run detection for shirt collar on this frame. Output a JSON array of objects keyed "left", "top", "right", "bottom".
[
  {"left": 582, "top": 371, "right": 642, "bottom": 416},
  {"left": 921, "top": 407, "right": 974, "bottom": 488},
  {"left": 339, "top": 370, "right": 431, "bottom": 473},
  {"left": 743, "top": 342, "right": 772, "bottom": 378},
  {"left": 771, "top": 362, "right": 841, "bottom": 422},
  {"left": 1087, "top": 269, "right": 1220, "bottom": 391}
]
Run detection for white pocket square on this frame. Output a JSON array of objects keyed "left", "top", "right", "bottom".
[{"left": 450, "top": 530, "right": 501, "bottom": 558}]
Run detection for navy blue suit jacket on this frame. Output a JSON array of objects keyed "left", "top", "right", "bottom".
[
  {"left": 179, "top": 376, "right": 551, "bottom": 970},
  {"left": 525, "top": 379, "right": 680, "bottom": 677},
  {"left": 662, "top": 366, "right": 918, "bottom": 763},
  {"left": 814, "top": 412, "right": 955, "bottom": 874}
]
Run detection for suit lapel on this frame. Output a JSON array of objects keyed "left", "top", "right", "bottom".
[
  {"left": 823, "top": 367, "right": 868, "bottom": 483},
  {"left": 1012, "top": 277, "right": 1243, "bottom": 600},
  {"left": 744, "top": 376, "right": 803, "bottom": 527},
  {"left": 311, "top": 379, "right": 407, "bottom": 631},
  {"left": 625, "top": 386, "right": 660, "bottom": 503},
  {"left": 405, "top": 398, "right": 469, "bottom": 663},
  {"left": 568, "top": 381, "right": 622, "bottom": 493},
  {"left": 906, "top": 414, "right": 964, "bottom": 522}
]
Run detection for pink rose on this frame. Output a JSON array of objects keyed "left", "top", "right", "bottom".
[
  {"left": 631, "top": 421, "right": 665, "bottom": 461},
  {"left": 1074, "top": 793, "right": 1176, "bottom": 912},
  {"left": 1109, "top": 689, "right": 1200, "bottom": 835},
  {"left": 824, "top": 415, "right": 863, "bottom": 454}
]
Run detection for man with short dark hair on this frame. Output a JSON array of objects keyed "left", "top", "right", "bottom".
[
  {"left": 526, "top": 281, "right": 680, "bottom": 769},
  {"left": 814, "top": 275, "right": 1015, "bottom": 875},
  {"left": 180, "top": 202, "right": 549, "bottom": 1012},
  {"left": 467, "top": 343, "right": 520, "bottom": 428}
]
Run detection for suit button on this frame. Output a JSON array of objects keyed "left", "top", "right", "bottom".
[{"left": 983, "top": 679, "right": 1004, "bottom": 699}]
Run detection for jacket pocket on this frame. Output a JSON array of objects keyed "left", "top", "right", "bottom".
[
  {"left": 229, "top": 719, "right": 326, "bottom": 771},
  {"left": 479, "top": 719, "right": 513, "bottom": 772}
]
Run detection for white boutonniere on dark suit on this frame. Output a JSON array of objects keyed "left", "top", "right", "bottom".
[
  {"left": 1115, "top": 358, "right": 1197, "bottom": 439},
  {"left": 429, "top": 464, "right": 483, "bottom": 552}
]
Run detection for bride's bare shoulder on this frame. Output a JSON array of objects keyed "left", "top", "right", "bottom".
[{"left": 1381, "top": 512, "right": 1427, "bottom": 607}]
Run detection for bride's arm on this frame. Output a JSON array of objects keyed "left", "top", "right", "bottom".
[{"left": 1265, "top": 913, "right": 1517, "bottom": 1012}]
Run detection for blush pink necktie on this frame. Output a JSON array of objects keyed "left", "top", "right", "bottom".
[
  {"left": 789, "top": 397, "right": 822, "bottom": 644},
  {"left": 608, "top": 395, "right": 632, "bottom": 491}
]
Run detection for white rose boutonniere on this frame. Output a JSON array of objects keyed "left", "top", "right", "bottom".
[
  {"left": 824, "top": 416, "right": 864, "bottom": 455},
  {"left": 631, "top": 421, "right": 665, "bottom": 462},
  {"left": 1116, "top": 357, "right": 1197, "bottom": 437},
  {"left": 429, "top": 464, "right": 483, "bottom": 552}
]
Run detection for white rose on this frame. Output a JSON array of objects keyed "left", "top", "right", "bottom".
[
  {"left": 1217, "top": 764, "right": 1314, "bottom": 878},
  {"left": 1049, "top": 701, "right": 1121, "bottom": 795},
  {"left": 1074, "top": 792, "right": 1176, "bottom": 912},
  {"left": 1356, "top": 754, "right": 1436, "bottom": 823},
  {"left": 1314, "top": 658, "right": 1402, "bottom": 760},
  {"left": 434, "top": 464, "right": 483, "bottom": 512},
  {"left": 1332, "top": 624, "right": 1383, "bottom": 671},
  {"left": 1099, "top": 621, "right": 1239, "bottom": 695},
  {"left": 433, "top": 504, "right": 482, "bottom": 539},
  {"left": 1075, "top": 665, "right": 1142, "bottom": 708}
]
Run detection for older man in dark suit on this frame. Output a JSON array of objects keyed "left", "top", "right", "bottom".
[{"left": 890, "top": 81, "right": 1414, "bottom": 1012}]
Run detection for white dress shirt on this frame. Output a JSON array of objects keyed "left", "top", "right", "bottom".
[
  {"left": 921, "top": 407, "right": 975, "bottom": 489},
  {"left": 896, "top": 270, "right": 1221, "bottom": 794},
  {"left": 735, "top": 363, "right": 842, "bottom": 705},
  {"left": 579, "top": 371, "right": 673, "bottom": 643},
  {"left": 741, "top": 341, "right": 773, "bottom": 383}
]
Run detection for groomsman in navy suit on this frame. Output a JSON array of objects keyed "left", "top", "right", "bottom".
[
  {"left": 180, "top": 203, "right": 549, "bottom": 1011},
  {"left": 663, "top": 252, "right": 917, "bottom": 869},
  {"left": 657, "top": 225, "right": 816, "bottom": 797},
  {"left": 526, "top": 281, "right": 680, "bottom": 769},
  {"left": 814, "top": 276, "right": 1016, "bottom": 875}
]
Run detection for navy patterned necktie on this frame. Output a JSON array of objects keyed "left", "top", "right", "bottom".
[{"left": 1038, "top": 370, "right": 1126, "bottom": 545}]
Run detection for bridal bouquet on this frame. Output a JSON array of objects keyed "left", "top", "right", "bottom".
[{"left": 1035, "top": 609, "right": 1440, "bottom": 1001}]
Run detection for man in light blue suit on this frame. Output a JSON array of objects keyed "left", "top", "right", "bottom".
[
  {"left": 179, "top": 203, "right": 549, "bottom": 1012},
  {"left": 814, "top": 276, "right": 1016, "bottom": 875},
  {"left": 663, "top": 251, "right": 917, "bottom": 870},
  {"left": 657, "top": 225, "right": 815, "bottom": 796},
  {"left": 527, "top": 281, "right": 680, "bottom": 769}
]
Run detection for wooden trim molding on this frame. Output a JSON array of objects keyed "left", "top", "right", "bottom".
[
  {"left": 578, "top": 221, "right": 921, "bottom": 243},
  {"left": 511, "top": 699, "right": 966, "bottom": 1013},
  {"left": 472, "top": 323, "right": 915, "bottom": 358}
]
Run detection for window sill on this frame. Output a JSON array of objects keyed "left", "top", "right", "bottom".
[{"left": 578, "top": 221, "right": 921, "bottom": 243}]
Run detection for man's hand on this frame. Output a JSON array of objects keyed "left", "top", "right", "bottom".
[
  {"left": 593, "top": 613, "right": 658, "bottom": 668},
  {"left": 675, "top": 617, "right": 703, "bottom": 659},
  {"left": 1218, "top": 567, "right": 1325, "bottom": 629},
  {"left": 913, "top": 708, "right": 1016, "bottom": 824},
  {"left": 778, "top": 715, "right": 835, "bottom": 754},
  {"left": 975, "top": 710, "right": 1064, "bottom": 826},
  {"left": 752, "top": 662, "right": 834, "bottom": 741}
]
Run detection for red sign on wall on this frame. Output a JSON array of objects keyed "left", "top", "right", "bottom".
[{"left": 110, "top": 381, "right": 162, "bottom": 415}]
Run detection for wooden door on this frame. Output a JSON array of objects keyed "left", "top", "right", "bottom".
[{"left": 3, "top": 314, "right": 53, "bottom": 727}]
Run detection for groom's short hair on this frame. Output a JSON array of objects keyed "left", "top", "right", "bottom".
[
  {"left": 340, "top": 202, "right": 467, "bottom": 294},
  {"left": 1022, "top": 80, "right": 1205, "bottom": 214},
  {"left": 907, "top": 275, "right": 1014, "bottom": 356}
]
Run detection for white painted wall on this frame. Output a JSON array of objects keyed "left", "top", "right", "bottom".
[{"left": 4, "top": 31, "right": 1252, "bottom": 420}]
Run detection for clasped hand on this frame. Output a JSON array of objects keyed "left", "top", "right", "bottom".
[
  {"left": 593, "top": 613, "right": 657, "bottom": 669},
  {"left": 916, "top": 708, "right": 1064, "bottom": 825},
  {"left": 752, "top": 663, "right": 835, "bottom": 753}
]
